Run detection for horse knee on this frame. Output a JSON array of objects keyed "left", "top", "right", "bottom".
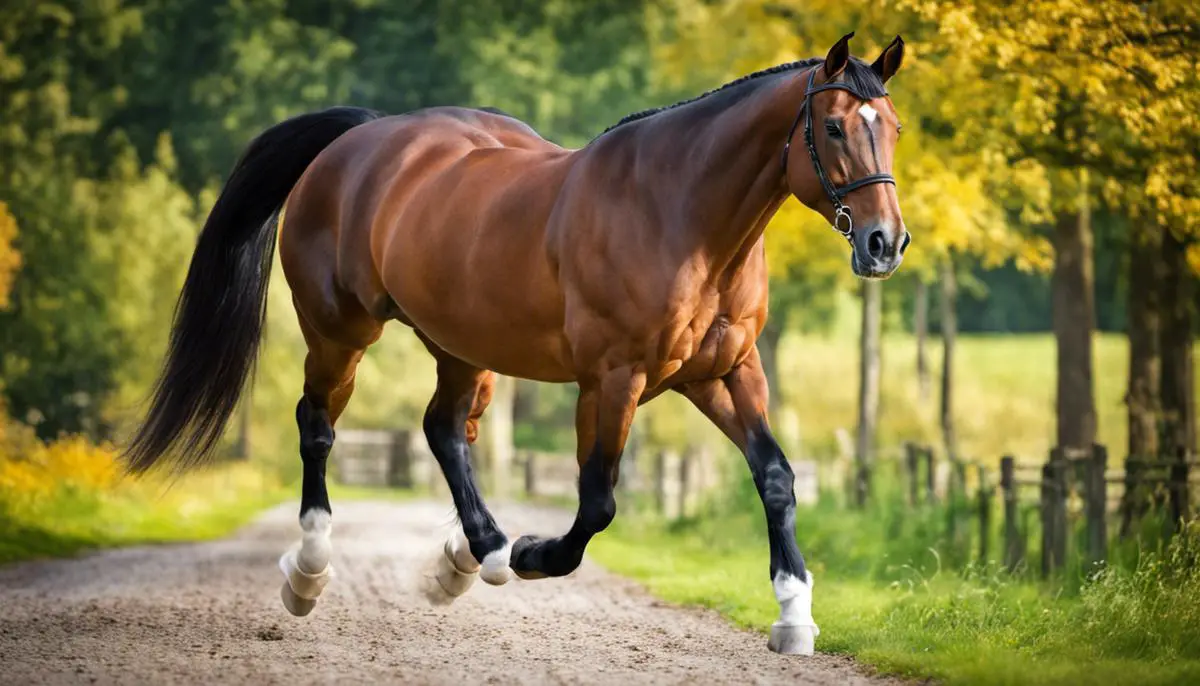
[{"left": 760, "top": 460, "right": 796, "bottom": 522}]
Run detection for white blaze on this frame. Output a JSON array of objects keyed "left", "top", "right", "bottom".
[{"left": 858, "top": 103, "right": 878, "bottom": 124}]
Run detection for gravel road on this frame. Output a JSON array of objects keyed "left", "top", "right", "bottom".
[{"left": 0, "top": 500, "right": 895, "bottom": 685}]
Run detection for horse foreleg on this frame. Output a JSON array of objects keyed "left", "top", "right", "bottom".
[
  {"left": 676, "top": 349, "right": 818, "bottom": 655},
  {"left": 510, "top": 368, "right": 645, "bottom": 578}
]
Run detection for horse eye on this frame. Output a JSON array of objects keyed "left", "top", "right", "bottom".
[{"left": 825, "top": 120, "right": 844, "bottom": 139}]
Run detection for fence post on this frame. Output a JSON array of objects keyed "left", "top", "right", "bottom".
[
  {"left": 925, "top": 446, "right": 937, "bottom": 504},
  {"left": 905, "top": 442, "right": 919, "bottom": 507},
  {"left": 978, "top": 464, "right": 991, "bottom": 564},
  {"left": 1040, "top": 459, "right": 1055, "bottom": 578},
  {"left": 387, "top": 430, "right": 411, "bottom": 488},
  {"left": 1001, "top": 456, "right": 1021, "bottom": 570},
  {"left": 1086, "top": 444, "right": 1108, "bottom": 569},
  {"left": 1042, "top": 448, "right": 1067, "bottom": 577},
  {"left": 523, "top": 451, "right": 536, "bottom": 497},
  {"left": 654, "top": 450, "right": 667, "bottom": 515},
  {"left": 678, "top": 449, "right": 692, "bottom": 518},
  {"left": 1053, "top": 449, "right": 1068, "bottom": 573},
  {"left": 1169, "top": 446, "right": 1190, "bottom": 533}
]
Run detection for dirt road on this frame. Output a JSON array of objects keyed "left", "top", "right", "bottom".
[{"left": 0, "top": 500, "right": 892, "bottom": 685}]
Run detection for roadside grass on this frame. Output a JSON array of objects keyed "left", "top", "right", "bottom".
[
  {"left": 0, "top": 462, "right": 284, "bottom": 564},
  {"left": 592, "top": 473, "right": 1200, "bottom": 686},
  {"left": 0, "top": 422, "right": 286, "bottom": 564}
]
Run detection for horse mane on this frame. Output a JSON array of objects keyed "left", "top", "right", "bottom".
[{"left": 602, "top": 56, "right": 887, "bottom": 135}]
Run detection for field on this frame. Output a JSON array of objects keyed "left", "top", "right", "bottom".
[{"left": 775, "top": 327, "right": 1150, "bottom": 466}]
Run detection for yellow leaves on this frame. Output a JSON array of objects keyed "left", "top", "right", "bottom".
[
  {"left": 906, "top": 0, "right": 1200, "bottom": 235},
  {"left": 0, "top": 201, "right": 19, "bottom": 309},
  {"left": 0, "top": 427, "right": 119, "bottom": 508}
]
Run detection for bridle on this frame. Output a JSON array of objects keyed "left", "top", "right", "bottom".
[{"left": 781, "top": 67, "right": 896, "bottom": 240}]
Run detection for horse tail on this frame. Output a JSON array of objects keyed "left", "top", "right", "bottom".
[{"left": 124, "top": 106, "right": 383, "bottom": 474}]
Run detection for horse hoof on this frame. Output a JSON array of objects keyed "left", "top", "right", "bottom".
[
  {"left": 445, "top": 529, "right": 481, "bottom": 574},
  {"left": 421, "top": 548, "right": 477, "bottom": 606},
  {"left": 279, "top": 549, "right": 333, "bottom": 601},
  {"left": 767, "top": 623, "right": 817, "bottom": 655},
  {"left": 280, "top": 581, "right": 317, "bottom": 617},
  {"left": 480, "top": 542, "right": 512, "bottom": 586}
]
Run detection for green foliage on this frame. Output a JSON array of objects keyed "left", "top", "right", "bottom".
[{"left": 0, "top": 0, "right": 656, "bottom": 443}]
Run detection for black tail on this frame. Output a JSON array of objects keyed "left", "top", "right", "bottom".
[{"left": 125, "top": 106, "right": 383, "bottom": 473}]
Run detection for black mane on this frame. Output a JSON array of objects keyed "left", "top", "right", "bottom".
[{"left": 603, "top": 56, "right": 887, "bottom": 135}]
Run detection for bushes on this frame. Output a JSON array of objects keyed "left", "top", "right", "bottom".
[{"left": 0, "top": 415, "right": 282, "bottom": 564}]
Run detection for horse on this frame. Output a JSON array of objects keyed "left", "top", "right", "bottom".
[{"left": 125, "top": 32, "right": 907, "bottom": 655}]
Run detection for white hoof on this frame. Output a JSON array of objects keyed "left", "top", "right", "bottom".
[
  {"left": 445, "top": 529, "right": 481, "bottom": 574},
  {"left": 768, "top": 623, "right": 817, "bottom": 655},
  {"left": 278, "top": 548, "right": 333, "bottom": 610},
  {"left": 480, "top": 542, "right": 512, "bottom": 586},
  {"left": 280, "top": 581, "right": 317, "bottom": 617},
  {"left": 420, "top": 548, "right": 477, "bottom": 607}
]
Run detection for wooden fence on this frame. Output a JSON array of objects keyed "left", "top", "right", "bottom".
[
  {"left": 903, "top": 441, "right": 1198, "bottom": 576},
  {"left": 330, "top": 427, "right": 819, "bottom": 517}
]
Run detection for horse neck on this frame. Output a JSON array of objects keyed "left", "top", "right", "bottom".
[{"left": 649, "top": 72, "right": 806, "bottom": 279}]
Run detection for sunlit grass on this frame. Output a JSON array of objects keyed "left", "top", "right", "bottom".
[
  {"left": 593, "top": 511, "right": 1200, "bottom": 686},
  {"left": 778, "top": 331, "right": 1190, "bottom": 465},
  {"left": 0, "top": 424, "right": 285, "bottom": 563}
]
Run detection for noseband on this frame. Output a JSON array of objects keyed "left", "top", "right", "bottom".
[{"left": 781, "top": 68, "right": 896, "bottom": 240}]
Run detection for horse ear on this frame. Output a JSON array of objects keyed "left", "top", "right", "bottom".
[
  {"left": 823, "top": 32, "right": 854, "bottom": 81},
  {"left": 871, "top": 35, "right": 905, "bottom": 84}
]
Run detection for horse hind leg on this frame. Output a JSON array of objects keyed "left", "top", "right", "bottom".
[
  {"left": 419, "top": 345, "right": 512, "bottom": 606},
  {"left": 279, "top": 309, "right": 379, "bottom": 617}
]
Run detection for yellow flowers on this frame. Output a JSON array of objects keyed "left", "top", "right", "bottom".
[{"left": 0, "top": 421, "right": 119, "bottom": 509}]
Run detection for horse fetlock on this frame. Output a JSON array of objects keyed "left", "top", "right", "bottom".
[{"left": 298, "top": 509, "right": 333, "bottom": 573}]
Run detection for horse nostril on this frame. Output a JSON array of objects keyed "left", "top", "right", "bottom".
[
  {"left": 900, "top": 231, "right": 911, "bottom": 255},
  {"left": 867, "top": 229, "right": 886, "bottom": 260}
]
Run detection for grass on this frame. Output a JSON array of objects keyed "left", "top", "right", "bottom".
[
  {"left": 590, "top": 464, "right": 1200, "bottom": 686},
  {"left": 0, "top": 462, "right": 285, "bottom": 564},
  {"left": 776, "top": 331, "right": 1190, "bottom": 466}
]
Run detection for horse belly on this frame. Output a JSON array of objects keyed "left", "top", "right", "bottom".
[{"left": 380, "top": 200, "right": 573, "bottom": 382}]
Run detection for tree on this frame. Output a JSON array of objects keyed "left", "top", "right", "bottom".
[{"left": 907, "top": 0, "right": 1200, "bottom": 457}]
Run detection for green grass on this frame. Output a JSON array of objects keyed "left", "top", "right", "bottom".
[
  {"left": 592, "top": 464, "right": 1200, "bottom": 686},
  {"left": 593, "top": 517, "right": 1200, "bottom": 685},
  {"left": 0, "top": 464, "right": 286, "bottom": 564},
  {"left": 775, "top": 331, "right": 1199, "bottom": 465}
]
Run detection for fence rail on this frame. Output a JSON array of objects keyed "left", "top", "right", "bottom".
[
  {"left": 329, "top": 427, "right": 819, "bottom": 518},
  {"left": 332, "top": 428, "right": 1193, "bottom": 576}
]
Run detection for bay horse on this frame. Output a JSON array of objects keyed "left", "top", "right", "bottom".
[{"left": 126, "top": 33, "right": 906, "bottom": 655}]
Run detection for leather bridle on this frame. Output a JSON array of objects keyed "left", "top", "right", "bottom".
[{"left": 781, "top": 68, "right": 896, "bottom": 240}]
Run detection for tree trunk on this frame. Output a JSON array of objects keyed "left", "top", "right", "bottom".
[
  {"left": 1051, "top": 177, "right": 1097, "bottom": 451},
  {"left": 940, "top": 262, "right": 958, "bottom": 461},
  {"left": 1121, "top": 228, "right": 1163, "bottom": 536},
  {"left": 855, "top": 279, "right": 882, "bottom": 507},
  {"left": 915, "top": 278, "right": 931, "bottom": 405},
  {"left": 1161, "top": 229, "right": 1195, "bottom": 457},
  {"left": 757, "top": 317, "right": 785, "bottom": 418}
]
